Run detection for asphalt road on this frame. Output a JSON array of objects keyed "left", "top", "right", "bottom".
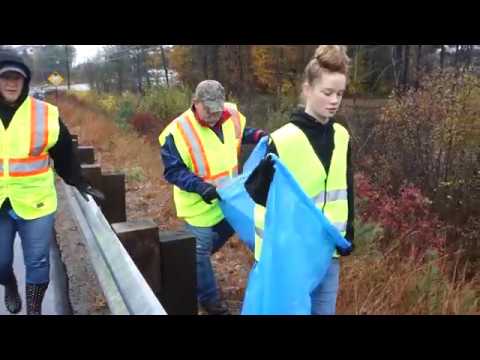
[{"left": 0, "top": 234, "right": 72, "bottom": 316}]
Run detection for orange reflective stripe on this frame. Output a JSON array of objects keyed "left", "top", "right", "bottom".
[
  {"left": 176, "top": 115, "right": 211, "bottom": 178},
  {"left": 184, "top": 115, "right": 211, "bottom": 177},
  {"left": 29, "top": 99, "right": 49, "bottom": 157},
  {"left": 205, "top": 165, "right": 238, "bottom": 181},
  {"left": 207, "top": 173, "right": 229, "bottom": 188},
  {"left": 9, "top": 154, "right": 49, "bottom": 177},
  {"left": 205, "top": 171, "right": 229, "bottom": 181},
  {"left": 0, "top": 159, "right": 3, "bottom": 176},
  {"left": 177, "top": 120, "right": 200, "bottom": 175},
  {"left": 205, "top": 165, "right": 239, "bottom": 188}
]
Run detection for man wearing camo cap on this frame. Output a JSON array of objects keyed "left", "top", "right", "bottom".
[{"left": 159, "top": 80, "right": 267, "bottom": 315}]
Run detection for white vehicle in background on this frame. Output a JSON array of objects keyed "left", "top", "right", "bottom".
[{"left": 30, "top": 86, "right": 46, "bottom": 100}]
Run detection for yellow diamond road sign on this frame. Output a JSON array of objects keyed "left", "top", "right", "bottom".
[{"left": 48, "top": 72, "right": 64, "bottom": 86}]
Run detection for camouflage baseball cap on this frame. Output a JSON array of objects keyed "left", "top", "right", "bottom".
[{"left": 194, "top": 80, "right": 225, "bottom": 113}]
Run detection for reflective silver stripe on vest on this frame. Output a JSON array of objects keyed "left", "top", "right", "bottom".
[
  {"left": 312, "top": 189, "right": 348, "bottom": 205},
  {"left": 31, "top": 100, "right": 47, "bottom": 156},
  {"left": 232, "top": 115, "right": 241, "bottom": 139},
  {"left": 177, "top": 116, "right": 207, "bottom": 178},
  {"left": 255, "top": 226, "right": 264, "bottom": 239},
  {"left": 9, "top": 157, "right": 49, "bottom": 175},
  {"left": 256, "top": 222, "right": 345, "bottom": 240},
  {"left": 0, "top": 162, "right": 3, "bottom": 174}
]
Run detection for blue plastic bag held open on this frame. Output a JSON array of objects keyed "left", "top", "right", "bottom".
[
  {"left": 241, "top": 155, "right": 351, "bottom": 315},
  {"left": 218, "top": 140, "right": 351, "bottom": 315}
]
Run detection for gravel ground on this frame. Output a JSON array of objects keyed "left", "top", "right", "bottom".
[{"left": 55, "top": 179, "right": 110, "bottom": 315}]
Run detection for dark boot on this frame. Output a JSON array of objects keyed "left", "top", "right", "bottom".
[
  {"left": 26, "top": 283, "right": 48, "bottom": 315},
  {"left": 4, "top": 274, "right": 22, "bottom": 314}
]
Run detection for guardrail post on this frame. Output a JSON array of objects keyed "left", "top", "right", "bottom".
[
  {"left": 80, "top": 164, "right": 103, "bottom": 193},
  {"left": 71, "top": 135, "right": 79, "bottom": 158},
  {"left": 157, "top": 230, "right": 197, "bottom": 315},
  {"left": 101, "top": 172, "right": 126, "bottom": 224},
  {"left": 112, "top": 219, "right": 162, "bottom": 297},
  {"left": 77, "top": 145, "right": 95, "bottom": 165}
]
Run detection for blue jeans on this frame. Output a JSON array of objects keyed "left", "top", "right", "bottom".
[
  {"left": 0, "top": 208, "right": 55, "bottom": 285},
  {"left": 185, "top": 219, "right": 235, "bottom": 306},
  {"left": 311, "top": 259, "right": 340, "bottom": 315}
]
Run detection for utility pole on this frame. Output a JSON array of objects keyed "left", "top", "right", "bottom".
[
  {"left": 65, "top": 45, "right": 71, "bottom": 90},
  {"left": 160, "top": 46, "right": 170, "bottom": 88}
]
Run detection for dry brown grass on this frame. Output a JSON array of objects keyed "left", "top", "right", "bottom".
[{"left": 338, "top": 251, "right": 479, "bottom": 315}]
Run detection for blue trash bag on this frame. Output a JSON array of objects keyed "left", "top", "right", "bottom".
[
  {"left": 241, "top": 155, "right": 351, "bottom": 315},
  {"left": 217, "top": 137, "right": 268, "bottom": 251}
]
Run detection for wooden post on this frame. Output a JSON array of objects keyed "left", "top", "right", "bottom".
[
  {"left": 112, "top": 219, "right": 162, "bottom": 297},
  {"left": 71, "top": 135, "right": 79, "bottom": 158},
  {"left": 100, "top": 172, "right": 126, "bottom": 224},
  {"left": 157, "top": 230, "right": 197, "bottom": 315},
  {"left": 77, "top": 146, "right": 95, "bottom": 165},
  {"left": 80, "top": 164, "right": 102, "bottom": 194}
]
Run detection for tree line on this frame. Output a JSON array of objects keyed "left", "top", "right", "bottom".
[{"left": 3, "top": 45, "right": 479, "bottom": 98}]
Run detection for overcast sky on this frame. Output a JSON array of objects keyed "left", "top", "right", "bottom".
[
  {"left": 9, "top": 45, "right": 103, "bottom": 65},
  {"left": 73, "top": 45, "right": 103, "bottom": 65}
]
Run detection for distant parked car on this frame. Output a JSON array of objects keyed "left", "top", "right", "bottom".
[{"left": 30, "top": 88, "right": 46, "bottom": 100}]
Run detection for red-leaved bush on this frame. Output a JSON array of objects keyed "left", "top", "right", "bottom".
[
  {"left": 130, "top": 113, "right": 159, "bottom": 136},
  {"left": 356, "top": 172, "right": 447, "bottom": 262}
]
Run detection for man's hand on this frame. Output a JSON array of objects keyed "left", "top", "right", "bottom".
[
  {"left": 336, "top": 243, "right": 355, "bottom": 257},
  {"left": 255, "top": 130, "right": 269, "bottom": 143},
  {"left": 200, "top": 184, "right": 220, "bottom": 205}
]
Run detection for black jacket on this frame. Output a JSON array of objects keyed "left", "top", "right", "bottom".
[
  {"left": 245, "top": 109, "right": 355, "bottom": 246},
  {"left": 0, "top": 50, "right": 88, "bottom": 211}
]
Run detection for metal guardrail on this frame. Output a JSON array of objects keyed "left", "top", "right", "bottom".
[{"left": 62, "top": 182, "right": 167, "bottom": 315}]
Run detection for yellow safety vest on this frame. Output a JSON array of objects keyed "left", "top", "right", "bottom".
[
  {"left": 0, "top": 96, "right": 60, "bottom": 220},
  {"left": 254, "top": 122, "right": 350, "bottom": 261},
  {"left": 159, "top": 103, "right": 246, "bottom": 227}
]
